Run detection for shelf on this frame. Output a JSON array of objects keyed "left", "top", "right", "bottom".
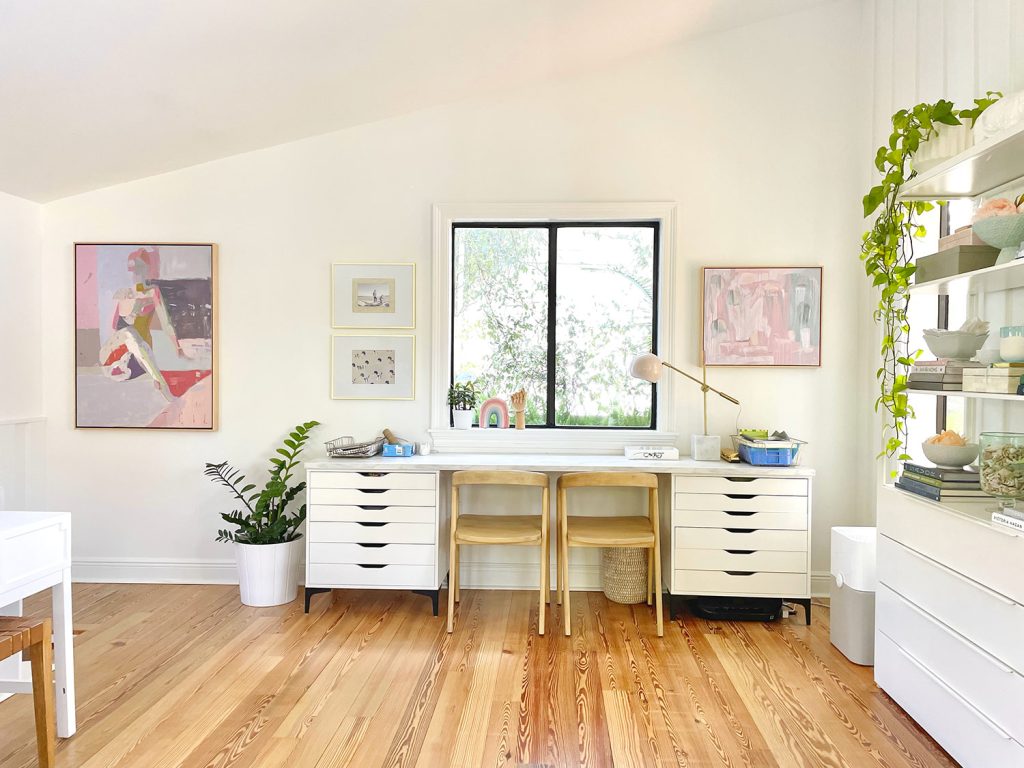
[
  {"left": 907, "top": 389, "right": 1023, "bottom": 401},
  {"left": 899, "top": 123, "right": 1024, "bottom": 201},
  {"left": 910, "top": 257, "right": 1024, "bottom": 294}
]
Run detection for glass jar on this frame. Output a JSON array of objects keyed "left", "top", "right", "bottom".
[
  {"left": 979, "top": 432, "right": 1024, "bottom": 512},
  {"left": 999, "top": 325, "right": 1024, "bottom": 363}
]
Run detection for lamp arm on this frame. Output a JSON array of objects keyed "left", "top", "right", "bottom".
[{"left": 661, "top": 361, "right": 740, "bottom": 405}]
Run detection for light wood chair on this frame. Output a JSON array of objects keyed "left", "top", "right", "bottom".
[
  {"left": 448, "top": 470, "right": 550, "bottom": 634},
  {"left": 556, "top": 472, "right": 663, "bottom": 637},
  {"left": 0, "top": 617, "right": 55, "bottom": 767}
]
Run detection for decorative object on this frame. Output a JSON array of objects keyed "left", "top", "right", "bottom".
[
  {"left": 979, "top": 432, "right": 1024, "bottom": 512},
  {"left": 921, "top": 431, "right": 979, "bottom": 469},
  {"left": 938, "top": 226, "right": 985, "bottom": 250},
  {"left": 972, "top": 196, "right": 1024, "bottom": 264},
  {"left": 601, "top": 548, "right": 648, "bottom": 604},
  {"left": 331, "top": 262, "right": 415, "bottom": 328},
  {"left": 331, "top": 334, "right": 415, "bottom": 399},
  {"left": 922, "top": 330, "right": 989, "bottom": 360},
  {"left": 629, "top": 353, "right": 739, "bottom": 462},
  {"left": 861, "top": 94, "right": 1000, "bottom": 461},
  {"left": 624, "top": 445, "right": 680, "bottom": 460},
  {"left": 204, "top": 421, "right": 319, "bottom": 606},
  {"left": 510, "top": 388, "right": 527, "bottom": 430},
  {"left": 972, "top": 88, "right": 1024, "bottom": 140},
  {"left": 912, "top": 121, "right": 974, "bottom": 172},
  {"left": 1000, "top": 326, "right": 1024, "bottom": 362},
  {"left": 976, "top": 348, "right": 1003, "bottom": 365},
  {"left": 74, "top": 243, "right": 216, "bottom": 429},
  {"left": 913, "top": 245, "right": 998, "bottom": 284},
  {"left": 447, "top": 381, "right": 477, "bottom": 429},
  {"left": 701, "top": 266, "right": 822, "bottom": 366},
  {"left": 479, "top": 397, "right": 510, "bottom": 429},
  {"left": 325, "top": 435, "right": 385, "bottom": 458}
]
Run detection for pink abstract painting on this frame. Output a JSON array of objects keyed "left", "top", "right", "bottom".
[
  {"left": 702, "top": 267, "right": 822, "bottom": 367},
  {"left": 75, "top": 243, "right": 216, "bottom": 428}
]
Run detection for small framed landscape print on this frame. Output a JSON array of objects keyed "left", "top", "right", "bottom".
[
  {"left": 332, "top": 262, "right": 415, "bottom": 328},
  {"left": 331, "top": 334, "right": 415, "bottom": 400},
  {"left": 702, "top": 266, "right": 822, "bottom": 367}
]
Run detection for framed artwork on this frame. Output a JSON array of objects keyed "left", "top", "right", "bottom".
[
  {"left": 331, "top": 334, "right": 415, "bottom": 400},
  {"left": 702, "top": 266, "right": 822, "bottom": 367},
  {"left": 332, "top": 262, "right": 415, "bottom": 328},
  {"left": 75, "top": 243, "right": 217, "bottom": 428}
]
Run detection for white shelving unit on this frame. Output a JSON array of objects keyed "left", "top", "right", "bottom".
[
  {"left": 910, "top": 258, "right": 1024, "bottom": 295},
  {"left": 899, "top": 123, "right": 1024, "bottom": 200},
  {"left": 906, "top": 389, "right": 1022, "bottom": 401}
]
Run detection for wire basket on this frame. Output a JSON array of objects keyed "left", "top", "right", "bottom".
[{"left": 325, "top": 435, "right": 385, "bottom": 459}]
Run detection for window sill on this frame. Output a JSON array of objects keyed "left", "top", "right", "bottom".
[{"left": 428, "top": 428, "right": 679, "bottom": 455}]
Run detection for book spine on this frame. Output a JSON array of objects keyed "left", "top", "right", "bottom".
[
  {"left": 895, "top": 479, "right": 941, "bottom": 501},
  {"left": 902, "top": 463, "right": 941, "bottom": 480}
]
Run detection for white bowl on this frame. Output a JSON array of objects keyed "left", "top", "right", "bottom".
[
  {"left": 922, "top": 441, "right": 979, "bottom": 469},
  {"left": 923, "top": 331, "right": 988, "bottom": 360}
]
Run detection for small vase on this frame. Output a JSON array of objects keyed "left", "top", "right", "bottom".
[
  {"left": 452, "top": 409, "right": 474, "bottom": 430},
  {"left": 979, "top": 432, "right": 1024, "bottom": 513}
]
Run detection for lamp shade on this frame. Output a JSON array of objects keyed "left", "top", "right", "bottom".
[{"left": 629, "top": 353, "right": 664, "bottom": 383}]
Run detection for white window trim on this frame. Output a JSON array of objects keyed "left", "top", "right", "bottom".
[{"left": 430, "top": 201, "right": 679, "bottom": 454}]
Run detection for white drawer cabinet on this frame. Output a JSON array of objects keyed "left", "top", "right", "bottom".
[
  {"left": 666, "top": 469, "right": 813, "bottom": 623},
  {"left": 304, "top": 468, "right": 447, "bottom": 614}
]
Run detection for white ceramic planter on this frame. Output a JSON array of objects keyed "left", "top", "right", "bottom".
[
  {"left": 235, "top": 539, "right": 302, "bottom": 607},
  {"left": 913, "top": 123, "right": 973, "bottom": 172},
  {"left": 452, "top": 409, "right": 474, "bottom": 430}
]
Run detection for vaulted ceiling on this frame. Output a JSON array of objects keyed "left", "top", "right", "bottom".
[{"left": 0, "top": 0, "right": 831, "bottom": 202}]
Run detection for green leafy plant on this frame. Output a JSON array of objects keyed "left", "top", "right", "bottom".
[
  {"left": 205, "top": 421, "right": 320, "bottom": 544},
  {"left": 861, "top": 92, "right": 999, "bottom": 464},
  {"left": 447, "top": 381, "right": 478, "bottom": 411}
]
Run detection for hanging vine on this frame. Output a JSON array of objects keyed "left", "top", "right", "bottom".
[{"left": 861, "top": 92, "right": 1000, "bottom": 464}]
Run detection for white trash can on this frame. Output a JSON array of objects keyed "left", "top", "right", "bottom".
[{"left": 830, "top": 527, "right": 876, "bottom": 665}]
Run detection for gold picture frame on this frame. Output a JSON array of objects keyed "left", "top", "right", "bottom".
[
  {"left": 331, "top": 262, "right": 415, "bottom": 329},
  {"left": 330, "top": 333, "right": 416, "bottom": 400}
]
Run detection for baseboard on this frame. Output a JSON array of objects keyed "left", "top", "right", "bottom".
[{"left": 811, "top": 571, "right": 831, "bottom": 598}]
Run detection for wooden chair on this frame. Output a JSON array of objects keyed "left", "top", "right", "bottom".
[
  {"left": 556, "top": 472, "right": 663, "bottom": 637},
  {"left": 448, "top": 470, "right": 550, "bottom": 634},
  {"left": 0, "top": 617, "right": 55, "bottom": 767}
]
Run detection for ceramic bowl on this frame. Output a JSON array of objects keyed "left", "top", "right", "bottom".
[
  {"left": 923, "top": 330, "right": 988, "bottom": 360},
  {"left": 922, "top": 440, "right": 980, "bottom": 469},
  {"left": 972, "top": 214, "right": 1024, "bottom": 264}
]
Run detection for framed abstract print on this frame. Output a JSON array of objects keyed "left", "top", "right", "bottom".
[
  {"left": 331, "top": 334, "right": 415, "bottom": 400},
  {"left": 75, "top": 243, "right": 217, "bottom": 428},
  {"left": 331, "top": 262, "right": 415, "bottom": 329},
  {"left": 702, "top": 266, "right": 822, "bottom": 367}
]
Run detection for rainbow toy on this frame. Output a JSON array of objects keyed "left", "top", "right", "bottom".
[{"left": 479, "top": 397, "right": 510, "bottom": 429}]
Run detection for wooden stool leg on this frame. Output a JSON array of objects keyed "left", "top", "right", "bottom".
[
  {"left": 555, "top": 513, "right": 562, "bottom": 606},
  {"left": 647, "top": 549, "right": 654, "bottom": 606},
  {"left": 28, "top": 620, "right": 55, "bottom": 768},
  {"left": 447, "top": 515, "right": 458, "bottom": 634},
  {"left": 561, "top": 511, "right": 571, "bottom": 636}
]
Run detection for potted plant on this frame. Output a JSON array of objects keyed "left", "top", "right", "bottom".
[
  {"left": 447, "top": 382, "right": 477, "bottom": 429},
  {"left": 204, "top": 420, "right": 319, "bottom": 606}
]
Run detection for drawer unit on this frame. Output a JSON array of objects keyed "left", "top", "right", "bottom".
[
  {"left": 308, "top": 471, "right": 436, "bottom": 491},
  {"left": 676, "top": 526, "right": 808, "bottom": 552},
  {"left": 673, "top": 569, "right": 806, "bottom": 597},
  {"left": 673, "top": 476, "right": 807, "bottom": 497},
  {"left": 675, "top": 547, "right": 807, "bottom": 573},
  {"left": 875, "top": 632, "right": 1024, "bottom": 768},
  {"left": 308, "top": 487, "right": 436, "bottom": 507},
  {"left": 308, "top": 542, "right": 435, "bottom": 566},
  {"left": 673, "top": 492, "right": 805, "bottom": 514},
  {"left": 308, "top": 505, "right": 435, "bottom": 524},
  {"left": 307, "top": 563, "right": 434, "bottom": 588},
  {"left": 310, "top": 521, "right": 435, "bottom": 545},
  {"left": 675, "top": 508, "right": 806, "bottom": 530}
]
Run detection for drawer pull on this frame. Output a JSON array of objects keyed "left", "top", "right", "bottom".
[
  {"left": 356, "top": 563, "right": 387, "bottom": 569},
  {"left": 358, "top": 472, "right": 387, "bottom": 477},
  {"left": 724, "top": 493, "right": 756, "bottom": 500},
  {"left": 724, "top": 528, "right": 754, "bottom": 534},
  {"left": 725, "top": 550, "right": 755, "bottom": 555},
  {"left": 357, "top": 505, "right": 387, "bottom": 511},
  {"left": 357, "top": 488, "right": 388, "bottom": 494},
  {"left": 725, "top": 571, "right": 756, "bottom": 576},
  {"left": 357, "top": 543, "right": 388, "bottom": 548},
  {"left": 724, "top": 510, "right": 756, "bottom": 517},
  {"left": 356, "top": 521, "right": 388, "bottom": 528},
  {"left": 724, "top": 477, "right": 756, "bottom": 483}
]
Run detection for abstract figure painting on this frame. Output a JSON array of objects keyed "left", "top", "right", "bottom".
[
  {"left": 702, "top": 267, "right": 822, "bottom": 367},
  {"left": 332, "top": 334, "right": 415, "bottom": 399},
  {"left": 332, "top": 262, "right": 415, "bottom": 328},
  {"left": 75, "top": 243, "right": 216, "bottom": 428}
]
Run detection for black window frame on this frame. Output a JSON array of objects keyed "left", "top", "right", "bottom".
[{"left": 450, "top": 220, "right": 660, "bottom": 430}]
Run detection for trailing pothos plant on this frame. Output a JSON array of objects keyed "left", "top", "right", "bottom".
[
  {"left": 205, "top": 420, "right": 320, "bottom": 544},
  {"left": 861, "top": 92, "right": 999, "bottom": 465}
]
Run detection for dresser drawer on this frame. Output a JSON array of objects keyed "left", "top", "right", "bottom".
[
  {"left": 674, "top": 476, "right": 807, "bottom": 497},
  {"left": 307, "top": 563, "right": 434, "bottom": 588},
  {"left": 877, "top": 584, "right": 1024, "bottom": 743},
  {"left": 675, "top": 548, "right": 807, "bottom": 573},
  {"left": 308, "top": 542, "right": 434, "bottom": 566},
  {"left": 876, "top": 633, "right": 1024, "bottom": 768},
  {"left": 676, "top": 527, "right": 807, "bottom": 552},
  {"left": 308, "top": 488, "right": 435, "bottom": 507},
  {"left": 674, "top": 492, "right": 805, "bottom": 514},
  {"left": 308, "top": 521, "right": 435, "bottom": 545},
  {"left": 673, "top": 569, "right": 806, "bottom": 596},
  {"left": 308, "top": 505, "right": 435, "bottom": 524},
  {"left": 878, "top": 535, "right": 1024, "bottom": 672},
  {"left": 675, "top": 508, "right": 806, "bottom": 530},
  {"left": 308, "top": 471, "right": 436, "bottom": 491}
]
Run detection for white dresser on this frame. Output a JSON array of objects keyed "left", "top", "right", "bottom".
[
  {"left": 667, "top": 472, "right": 813, "bottom": 623},
  {"left": 876, "top": 486, "right": 1024, "bottom": 767}
]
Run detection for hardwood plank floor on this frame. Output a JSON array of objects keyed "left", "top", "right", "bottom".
[{"left": 0, "top": 585, "right": 956, "bottom": 768}]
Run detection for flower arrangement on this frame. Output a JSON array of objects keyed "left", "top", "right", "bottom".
[{"left": 974, "top": 194, "right": 1024, "bottom": 221}]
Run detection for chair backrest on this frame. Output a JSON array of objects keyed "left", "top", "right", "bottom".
[
  {"left": 557, "top": 471, "right": 658, "bottom": 490},
  {"left": 452, "top": 470, "right": 549, "bottom": 488}
]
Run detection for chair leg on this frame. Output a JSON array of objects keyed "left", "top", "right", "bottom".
[
  {"left": 453, "top": 544, "right": 460, "bottom": 604},
  {"left": 538, "top": 539, "right": 546, "bottom": 636},
  {"left": 562, "top": 530, "right": 571, "bottom": 636},
  {"left": 647, "top": 548, "right": 654, "bottom": 606},
  {"left": 555, "top": 514, "right": 562, "bottom": 606},
  {"left": 544, "top": 527, "right": 551, "bottom": 605},
  {"left": 28, "top": 626, "right": 56, "bottom": 768},
  {"left": 653, "top": 544, "right": 664, "bottom": 638},
  {"left": 447, "top": 533, "right": 458, "bottom": 634}
]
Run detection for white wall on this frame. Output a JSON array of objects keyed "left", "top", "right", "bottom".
[
  {"left": 39, "top": 1, "right": 867, "bottom": 589},
  {"left": 0, "top": 191, "right": 44, "bottom": 511}
]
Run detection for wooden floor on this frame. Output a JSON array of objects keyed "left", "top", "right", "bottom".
[{"left": 0, "top": 584, "right": 956, "bottom": 768}]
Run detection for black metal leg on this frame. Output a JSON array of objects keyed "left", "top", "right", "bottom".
[
  {"left": 793, "top": 598, "right": 811, "bottom": 625},
  {"left": 304, "top": 587, "right": 332, "bottom": 613},
  {"left": 669, "top": 593, "right": 685, "bottom": 621},
  {"left": 412, "top": 589, "right": 440, "bottom": 617}
]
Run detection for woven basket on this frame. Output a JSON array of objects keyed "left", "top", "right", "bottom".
[{"left": 601, "top": 547, "right": 648, "bottom": 604}]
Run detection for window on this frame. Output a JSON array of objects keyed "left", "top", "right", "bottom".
[{"left": 451, "top": 221, "right": 658, "bottom": 428}]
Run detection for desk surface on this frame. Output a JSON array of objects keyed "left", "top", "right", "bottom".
[
  {"left": 0, "top": 511, "right": 71, "bottom": 537},
  {"left": 306, "top": 453, "right": 815, "bottom": 476}
]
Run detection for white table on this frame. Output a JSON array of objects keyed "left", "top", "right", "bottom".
[{"left": 0, "top": 511, "right": 76, "bottom": 737}]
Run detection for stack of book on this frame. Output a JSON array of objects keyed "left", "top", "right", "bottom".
[
  {"left": 908, "top": 360, "right": 985, "bottom": 391},
  {"left": 962, "top": 363, "right": 1024, "bottom": 395},
  {"left": 992, "top": 508, "right": 1024, "bottom": 532},
  {"left": 896, "top": 462, "right": 986, "bottom": 502}
]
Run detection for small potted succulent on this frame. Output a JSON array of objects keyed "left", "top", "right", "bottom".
[{"left": 447, "top": 381, "right": 477, "bottom": 430}]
